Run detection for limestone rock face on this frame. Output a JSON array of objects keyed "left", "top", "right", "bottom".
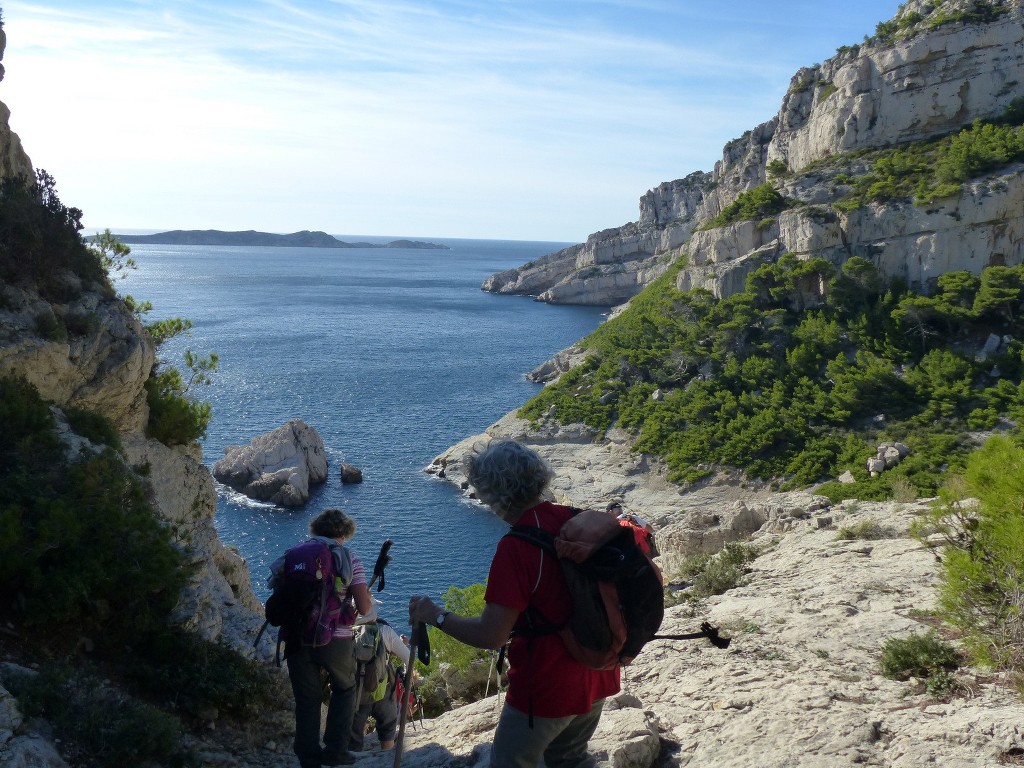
[
  {"left": 212, "top": 419, "right": 328, "bottom": 507},
  {"left": 770, "top": 1, "right": 1024, "bottom": 171},
  {"left": 122, "top": 435, "right": 266, "bottom": 645},
  {"left": 0, "top": 283, "right": 155, "bottom": 433},
  {"left": 483, "top": 183, "right": 697, "bottom": 307},
  {"left": 482, "top": 2, "right": 1024, "bottom": 307},
  {"left": 0, "top": 65, "right": 33, "bottom": 180},
  {"left": 0, "top": 284, "right": 269, "bottom": 662},
  {"left": 0, "top": 276, "right": 269, "bottom": 661},
  {"left": 526, "top": 344, "right": 591, "bottom": 384},
  {"left": 427, "top": 409, "right": 1024, "bottom": 767}
]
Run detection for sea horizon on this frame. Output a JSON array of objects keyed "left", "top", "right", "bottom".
[{"left": 92, "top": 226, "right": 580, "bottom": 249}]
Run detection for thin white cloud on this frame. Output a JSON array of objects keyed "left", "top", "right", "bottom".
[{"left": 1, "top": 0, "right": 900, "bottom": 239}]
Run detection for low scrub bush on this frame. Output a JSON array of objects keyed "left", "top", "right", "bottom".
[
  {"left": 835, "top": 519, "right": 897, "bottom": 540},
  {"left": 521, "top": 251, "right": 1024, "bottom": 499},
  {"left": 145, "top": 346, "right": 218, "bottom": 446},
  {"left": 128, "top": 629, "right": 280, "bottom": 720},
  {"left": 880, "top": 631, "right": 961, "bottom": 681},
  {"left": 677, "top": 542, "right": 759, "bottom": 598},
  {"left": 700, "top": 183, "right": 792, "bottom": 230},
  {"left": 146, "top": 370, "right": 214, "bottom": 445},
  {"left": 64, "top": 405, "right": 122, "bottom": 451},
  {"left": 0, "top": 375, "right": 188, "bottom": 646},
  {"left": 832, "top": 99, "right": 1024, "bottom": 212},
  {"left": 4, "top": 665, "right": 193, "bottom": 768},
  {"left": 33, "top": 309, "right": 66, "bottom": 341}
]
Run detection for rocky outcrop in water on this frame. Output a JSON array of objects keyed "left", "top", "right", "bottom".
[
  {"left": 212, "top": 419, "right": 328, "bottom": 507},
  {"left": 484, "top": 1, "right": 1024, "bottom": 306}
]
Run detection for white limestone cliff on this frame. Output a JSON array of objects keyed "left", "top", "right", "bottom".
[
  {"left": 485, "top": 0, "right": 1024, "bottom": 306},
  {"left": 0, "top": 277, "right": 271, "bottom": 657}
]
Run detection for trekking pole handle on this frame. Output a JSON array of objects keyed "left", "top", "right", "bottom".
[{"left": 369, "top": 538, "right": 393, "bottom": 592}]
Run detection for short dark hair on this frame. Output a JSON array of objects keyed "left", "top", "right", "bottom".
[{"left": 606, "top": 501, "right": 623, "bottom": 512}]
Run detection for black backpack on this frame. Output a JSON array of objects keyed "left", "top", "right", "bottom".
[{"left": 507, "top": 507, "right": 664, "bottom": 670}]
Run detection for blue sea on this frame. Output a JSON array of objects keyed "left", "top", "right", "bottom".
[{"left": 119, "top": 237, "right": 604, "bottom": 632}]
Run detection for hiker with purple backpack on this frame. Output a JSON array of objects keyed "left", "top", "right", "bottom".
[{"left": 270, "top": 508, "right": 373, "bottom": 768}]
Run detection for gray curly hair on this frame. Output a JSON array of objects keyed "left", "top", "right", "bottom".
[{"left": 463, "top": 439, "right": 554, "bottom": 519}]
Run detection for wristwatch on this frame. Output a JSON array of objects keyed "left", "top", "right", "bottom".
[{"left": 435, "top": 610, "right": 451, "bottom": 628}]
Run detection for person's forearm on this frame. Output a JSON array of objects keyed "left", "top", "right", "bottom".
[
  {"left": 409, "top": 596, "right": 518, "bottom": 650},
  {"left": 435, "top": 613, "right": 508, "bottom": 650}
]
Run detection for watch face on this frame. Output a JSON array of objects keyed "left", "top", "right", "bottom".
[{"left": 436, "top": 613, "right": 445, "bottom": 625}]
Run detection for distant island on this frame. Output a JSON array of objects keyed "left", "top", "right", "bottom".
[{"left": 108, "top": 229, "right": 450, "bottom": 250}]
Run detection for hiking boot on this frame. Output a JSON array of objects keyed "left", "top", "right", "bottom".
[{"left": 320, "top": 751, "right": 356, "bottom": 766}]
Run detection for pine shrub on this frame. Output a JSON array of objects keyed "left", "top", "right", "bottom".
[
  {"left": 922, "top": 436, "right": 1024, "bottom": 669},
  {"left": 521, "top": 250, "right": 1024, "bottom": 499},
  {"left": 880, "top": 631, "right": 961, "bottom": 680},
  {"left": 0, "top": 375, "right": 188, "bottom": 645}
]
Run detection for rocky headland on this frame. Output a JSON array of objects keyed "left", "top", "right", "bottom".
[{"left": 484, "top": 0, "right": 1024, "bottom": 306}]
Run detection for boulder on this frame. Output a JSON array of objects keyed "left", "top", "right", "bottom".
[
  {"left": 340, "top": 463, "right": 363, "bottom": 484},
  {"left": 212, "top": 419, "right": 327, "bottom": 507}
]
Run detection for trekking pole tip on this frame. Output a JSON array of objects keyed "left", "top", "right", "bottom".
[{"left": 700, "top": 621, "right": 732, "bottom": 649}]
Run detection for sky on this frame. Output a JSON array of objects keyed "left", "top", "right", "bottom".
[{"left": 2, "top": 1, "right": 903, "bottom": 242}]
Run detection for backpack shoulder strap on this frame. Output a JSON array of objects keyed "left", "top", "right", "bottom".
[
  {"left": 309, "top": 536, "right": 353, "bottom": 587},
  {"left": 506, "top": 525, "right": 557, "bottom": 554},
  {"left": 503, "top": 525, "right": 562, "bottom": 630},
  {"left": 331, "top": 543, "right": 354, "bottom": 587}
]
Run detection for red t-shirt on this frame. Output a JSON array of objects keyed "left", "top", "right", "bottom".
[{"left": 484, "top": 501, "right": 620, "bottom": 718}]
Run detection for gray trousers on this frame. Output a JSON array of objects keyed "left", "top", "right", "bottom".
[
  {"left": 350, "top": 676, "right": 399, "bottom": 750},
  {"left": 287, "top": 637, "right": 357, "bottom": 767},
  {"left": 490, "top": 698, "right": 605, "bottom": 768}
]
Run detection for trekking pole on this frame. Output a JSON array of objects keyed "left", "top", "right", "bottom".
[
  {"left": 654, "top": 621, "right": 731, "bottom": 649},
  {"left": 393, "top": 621, "right": 421, "bottom": 768},
  {"left": 368, "top": 539, "right": 393, "bottom": 592},
  {"left": 353, "top": 659, "right": 366, "bottom": 709},
  {"left": 484, "top": 650, "right": 497, "bottom": 698}
]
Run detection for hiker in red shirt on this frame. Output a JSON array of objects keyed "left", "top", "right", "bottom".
[
  {"left": 409, "top": 439, "right": 619, "bottom": 768},
  {"left": 606, "top": 501, "right": 658, "bottom": 557}
]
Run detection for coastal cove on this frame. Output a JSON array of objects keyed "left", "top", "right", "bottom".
[{"left": 119, "top": 238, "right": 606, "bottom": 628}]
